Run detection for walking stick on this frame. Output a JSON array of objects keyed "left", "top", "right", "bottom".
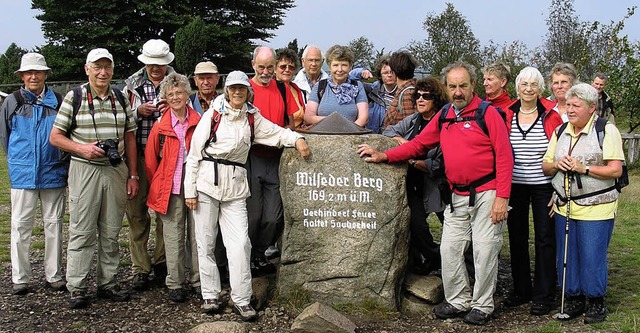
[{"left": 554, "top": 171, "right": 572, "bottom": 319}]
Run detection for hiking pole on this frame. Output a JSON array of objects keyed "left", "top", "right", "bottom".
[{"left": 554, "top": 171, "right": 572, "bottom": 320}]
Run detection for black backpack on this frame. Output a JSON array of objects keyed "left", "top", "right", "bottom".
[
  {"left": 316, "top": 78, "right": 359, "bottom": 103},
  {"left": 555, "top": 116, "right": 629, "bottom": 192},
  {"left": 438, "top": 101, "right": 507, "bottom": 136},
  {"left": 67, "top": 86, "right": 127, "bottom": 136}
]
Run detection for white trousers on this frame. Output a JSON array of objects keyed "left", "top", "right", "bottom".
[
  {"left": 10, "top": 188, "right": 66, "bottom": 285},
  {"left": 193, "top": 192, "right": 252, "bottom": 305},
  {"left": 441, "top": 190, "right": 505, "bottom": 314}
]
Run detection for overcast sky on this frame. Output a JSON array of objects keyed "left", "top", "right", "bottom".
[{"left": 2, "top": 0, "right": 638, "bottom": 59}]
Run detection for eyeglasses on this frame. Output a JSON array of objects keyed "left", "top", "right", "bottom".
[
  {"left": 166, "top": 91, "right": 187, "bottom": 99},
  {"left": 278, "top": 64, "right": 296, "bottom": 71},
  {"left": 520, "top": 82, "right": 540, "bottom": 89},
  {"left": 90, "top": 64, "right": 113, "bottom": 72},
  {"left": 414, "top": 92, "right": 435, "bottom": 101}
]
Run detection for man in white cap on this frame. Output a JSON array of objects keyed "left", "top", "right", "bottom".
[
  {"left": 123, "top": 39, "right": 176, "bottom": 291},
  {"left": 0, "top": 53, "right": 66, "bottom": 295},
  {"left": 50, "top": 48, "right": 138, "bottom": 308},
  {"left": 190, "top": 61, "right": 220, "bottom": 114}
]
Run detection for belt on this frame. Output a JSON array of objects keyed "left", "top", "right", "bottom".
[
  {"left": 450, "top": 171, "right": 496, "bottom": 211},
  {"left": 202, "top": 157, "right": 244, "bottom": 186},
  {"left": 71, "top": 156, "right": 111, "bottom": 166}
]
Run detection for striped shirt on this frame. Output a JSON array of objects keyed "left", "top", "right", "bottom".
[
  {"left": 53, "top": 84, "right": 136, "bottom": 162},
  {"left": 510, "top": 115, "right": 552, "bottom": 184}
]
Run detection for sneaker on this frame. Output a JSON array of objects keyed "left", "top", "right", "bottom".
[
  {"left": 251, "top": 257, "right": 276, "bottom": 277},
  {"left": 434, "top": 302, "right": 469, "bottom": 319},
  {"left": 12, "top": 283, "right": 29, "bottom": 295},
  {"left": 557, "top": 295, "right": 586, "bottom": 321},
  {"left": 530, "top": 302, "right": 553, "bottom": 316},
  {"left": 463, "top": 308, "right": 491, "bottom": 325},
  {"left": 69, "top": 290, "right": 90, "bottom": 309},
  {"left": 233, "top": 303, "right": 257, "bottom": 321},
  {"left": 202, "top": 298, "right": 221, "bottom": 314},
  {"left": 167, "top": 288, "right": 187, "bottom": 303},
  {"left": 97, "top": 285, "right": 130, "bottom": 302},
  {"left": 502, "top": 293, "right": 530, "bottom": 307},
  {"left": 584, "top": 297, "right": 608, "bottom": 324},
  {"left": 132, "top": 273, "right": 149, "bottom": 291},
  {"left": 265, "top": 245, "right": 281, "bottom": 260},
  {"left": 153, "top": 263, "right": 168, "bottom": 286},
  {"left": 47, "top": 280, "right": 67, "bottom": 292}
]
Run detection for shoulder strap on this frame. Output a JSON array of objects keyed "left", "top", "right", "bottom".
[
  {"left": 13, "top": 90, "right": 25, "bottom": 109},
  {"left": 438, "top": 103, "right": 452, "bottom": 131},
  {"left": 112, "top": 88, "right": 127, "bottom": 111},
  {"left": 317, "top": 79, "right": 328, "bottom": 103},
  {"left": 157, "top": 133, "right": 166, "bottom": 160},
  {"left": 248, "top": 112, "right": 255, "bottom": 143},
  {"left": 276, "top": 80, "right": 289, "bottom": 126},
  {"left": 68, "top": 86, "right": 84, "bottom": 137},
  {"left": 396, "top": 85, "right": 415, "bottom": 114},
  {"left": 474, "top": 101, "right": 491, "bottom": 136},
  {"left": 594, "top": 116, "right": 607, "bottom": 148},
  {"left": 205, "top": 110, "right": 255, "bottom": 147},
  {"left": 53, "top": 91, "right": 63, "bottom": 111}
]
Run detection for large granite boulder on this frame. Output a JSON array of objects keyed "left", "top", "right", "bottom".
[{"left": 278, "top": 134, "right": 409, "bottom": 309}]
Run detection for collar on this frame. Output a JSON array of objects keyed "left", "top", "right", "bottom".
[
  {"left": 170, "top": 108, "right": 189, "bottom": 127},
  {"left": 566, "top": 113, "right": 597, "bottom": 137}
]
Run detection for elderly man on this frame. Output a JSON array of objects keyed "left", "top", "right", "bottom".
[
  {"left": 190, "top": 61, "right": 220, "bottom": 114},
  {"left": 0, "top": 53, "right": 66, "bottom": 295},
  {"left": 482, "top": 61, "right": 513, "bottom": 111},
  {"left": 50, "top": 48, "right": 138, "bottom": 308},
  {"left": 592, "top": 73, "right": 615, "bottom": 124},
  {"left": 358, "top": 61, "right": 513, "bottom": 326},
  {"left": 247, "top": 46, "right": 299, "bottom": 274},
  {"left": 123, "top": 39, "right": 176, "bottom": 291},
  {"left": 293, "top": 45, "right": 328, "bottom": 103}
]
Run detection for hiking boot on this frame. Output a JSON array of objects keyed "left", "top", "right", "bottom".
[
  {"left": 530, "top": 302, "right": 553, "bottom": 316},
  {"left": 251, "top": 257, "right": 276, "bottom": 277},
  {"left": 97, "top": 285, "right": 130, "bottom": 302},
  {"left": 191, "top": 286, "right": 202, "bottom": 300},
  {"left": 153, "top": 263, "right": 168, "bottom": 287},
  {"left": 47, "top": 280, "right": 67, "bottom": 292},
  {"left": 69, "top": 290, "right": 90, "bottom": 309},
  {"left": 557, "top": 295, "right": 586, "bottom": 321},
  {"left": 12, "top": 283, "right": 29, "bottom": 295},
  {"left": 584, "top": 297, "right": 608, "bottom": 324},
  {"left": 434, "top": 302, "right": 469, "bottom": 319},
  {"left": 132, "top": 273, "right": 149, "bottom": 291},
  {"left": 503, "top": 293, "right": 530, "bottom": 307},
  {"left": 167, "top": 288, "right": 187, "bottom": 303},
  {"left": 233, "top": 303, "right": 257, "bottom": 321},
  {"left": 202, "top": 298, "right": 221, "bottom": 314},
  {"left": 463, "top": 308, "right": 491, "bottom": 325},
  {"left": 265, "top": 245, "right": 280, "bottom": 261}
]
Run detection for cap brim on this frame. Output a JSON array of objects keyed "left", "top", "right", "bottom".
[{"left": 138, "top": 53, "right": 175, "bottom": 65}]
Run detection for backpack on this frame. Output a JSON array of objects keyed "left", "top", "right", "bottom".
[
  {"left": 316, "top": 78, "right": 359, "bottom": 103},
  {"left": 275, "top": 80, "right": 290, "bottom": 127},
  {"left": 67, "top": 86, "right": 128, "bottom": 137},
  {"left": 10, "top": 89, "right": 63, "bottom": 122},
  {"left": 438, "top": 101, "right": 507, "bottom": 136},
  {"left": 395, "top": 86, "right": 415, "bottom": 115},
  {"left": 555, "top": 116, "right": 629, "bottom": 191}
]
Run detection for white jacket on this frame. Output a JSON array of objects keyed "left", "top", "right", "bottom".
[
  {"left": 293, "top": 69, "right": 329, "bottom": 104},
  {"left": 184, "top": 96, "right": 303, "bottom": 201}
]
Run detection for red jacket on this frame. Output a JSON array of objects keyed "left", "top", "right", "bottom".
[
  {"left": 507, "top": 97, "right": 562, "bottom": 139},
  {"left": 385, "top": 94, "right": 513, "bottom": 198},
  {"left": 485, "top": 89, "right": 513, "bottom": 111},
  {"left": 145, "top": 105, "right": 201, "bottom": 214}
]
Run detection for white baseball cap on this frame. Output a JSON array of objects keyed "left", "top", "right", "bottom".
[
  {"left": 86, "top": 48, "right": 114, "bottom": 64},
  {"left": 137, "top": 39, "right": 174, "bottom": 65},
  {"left": 225, "top": 71, "right": 250, "bottom": 87},
  {"left": 194, "top": 61, "right": 219, "bottom": 75}
]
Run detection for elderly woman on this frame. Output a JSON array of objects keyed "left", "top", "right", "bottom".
[
  {"left": 304, "top": 44, "right": 368, "bottom": 127},
  {"left": 275, "top": 48, "right": 305, "bottom": 129},
  {"left": 145, "top": 73, "right": 201, "bottom": 302},
  {"left": 362, "top": 56, "right": 397, "bottom": 134},
  {"left": 482, "top": 61, "right": 513, "bottom": 111},
  {"left": 542, "top": 83, "right": 624, "bottom": 324},
  {"left": 382, "top": 77, "right": 448, "bottom": 275},
  {"left": 549, "top": 62, "right": 579, "bottom": 122},
  {"left": 184, "top": 71, "right": 310, "bottom": 321},
  {"left": 502, "top": 67, "right": 562, "bottom": 315}
]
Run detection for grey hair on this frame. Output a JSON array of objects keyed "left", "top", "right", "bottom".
[
  {"left": 302, "top": 45, "right": 323, "bottom": 60},
  {"left": 515, "top": 66, "right": 545, "bottom": 98},
  {"left": 565, "top": 83, "right": 598, "bottom": 107},
  {"left": 440, "top": 61, "right": 477, "bottom": 85},
  {"left": 594, "top": 72, "right": 607, "bottom": 82},
  {"left": 549, "top": 62, "right": 579, "bottom": 85},
  {"left": 159, "top": 72, "right": 191, "bottom": 99},
  {"left": 252, "top": 46, "right": 276, "bottom": 62},
  {"left": 224, "top": 85, "right": 254, "bottom": 105},
  {"left": 482, "top": 61, "right": 511, "bottom": 82}
]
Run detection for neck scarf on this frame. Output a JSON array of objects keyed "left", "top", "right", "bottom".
[{"left": 327, "top": 79, "right": 358, "bottom": 105}]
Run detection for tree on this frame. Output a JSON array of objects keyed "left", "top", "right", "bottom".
[
  {"left": 408, "top": 3, "right": 482, "bottom": 80},
  {"left": 347, "top": 36, "right": 376, "bottom": 69},
  {"left": 31, "top": 0, "right": 295, "bottom": 79},
  {"left": 0, "top": 43, "right": 27, "bottom": 85}
]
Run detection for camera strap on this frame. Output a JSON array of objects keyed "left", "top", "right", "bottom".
[{"left": 86, "top": 87, "right": 119, "bottom": 141}]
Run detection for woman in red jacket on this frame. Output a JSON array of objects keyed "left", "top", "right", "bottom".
[
  {"left": 145, "top": 73, "right": 201, "bottom": 303},
  {"left": 502, "top": 66, "right": 562, "bottom": 315}
]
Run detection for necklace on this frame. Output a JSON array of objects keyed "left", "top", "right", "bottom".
[
  {"left": 384, "top": 84, "right": 397, "bottom": 94},
  {"left": 520, "top": 106, "right": 537, "bottom": 115}
]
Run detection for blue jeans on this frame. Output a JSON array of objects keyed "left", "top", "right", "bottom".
[{"left": 554, "top": 214, "right": 614, "bottom": 297}]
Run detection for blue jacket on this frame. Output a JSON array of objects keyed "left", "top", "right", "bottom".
[{"left": 0, "top": 87, "right": 68, "bottom": 189}]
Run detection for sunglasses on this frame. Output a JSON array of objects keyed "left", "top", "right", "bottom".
[
  {"left": 278, "top": 64, "right": 296, "bottom": 71},
  {"left": 414, "top": 92, "right": 435, "bottom": 100}
]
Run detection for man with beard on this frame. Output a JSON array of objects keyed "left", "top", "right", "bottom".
[{"left": 358, "top": 61, "right": 513, "bottom": 326}]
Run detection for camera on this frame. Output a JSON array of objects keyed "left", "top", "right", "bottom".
[{"left": 96, "top": 139, "right": 122, "bottom": 167}]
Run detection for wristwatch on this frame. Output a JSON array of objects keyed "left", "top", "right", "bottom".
[
  {"left": 411, "top": 159, "right": 417, "bottom": 167},
  {"left": 585, "top": 166, "right": 590, "bottom": 176},
  {"left": 129, "top": 175, "right": 140, "bottom": 180}
]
